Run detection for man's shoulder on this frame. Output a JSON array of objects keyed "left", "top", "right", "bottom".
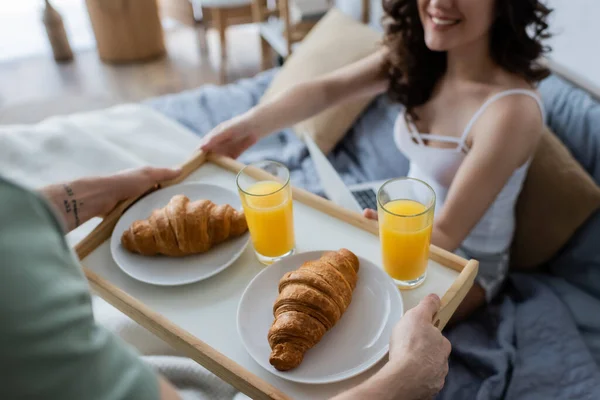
[
  {"left": 0, "top": 175, "right": 34, "bottom": 198},
  {"left": 0, "top": 175, "right": 44, "bottom": 213},
  {"left": 0, "top": 177, "right": 160, "bottom": 400},
  {"left": 0, "top": 175, "right": 77, "bottom": 296},
  {"left": 0, "top": 175, "right": 65, "bottom": 233}
]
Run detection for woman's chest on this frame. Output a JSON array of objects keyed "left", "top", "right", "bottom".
[{"left": 410, "top": 89, "right": 491, "bottom": 146}]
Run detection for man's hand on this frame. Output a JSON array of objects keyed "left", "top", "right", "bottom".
[
  {"left": 40, "top": 166, "right": 181, "bottom": 232},
  {"left": 389, "top": 294, "right": 451, "bottom": 398},
  {"left": 332, "top": 294, "right": 450, "bottom": 400}
]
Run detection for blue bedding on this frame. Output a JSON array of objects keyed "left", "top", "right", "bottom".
[{"left": 145, "top": 69, "right": 600, "bottom": 399}]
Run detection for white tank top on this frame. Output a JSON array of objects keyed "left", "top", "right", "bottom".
[{"left": 393, "top": 89, "right": 546, "bottom": 254}]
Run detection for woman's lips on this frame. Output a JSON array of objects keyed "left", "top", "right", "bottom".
[
  {"left": 431, "top": 16, "right": 460, "bottom": 25},
  {"left": 428, "top": 13, "right": 461, "bottom": 30}
]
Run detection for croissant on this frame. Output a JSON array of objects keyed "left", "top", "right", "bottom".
[
  {"left": 121, "top": 194, "right": 248, "bottom": 257},
  {"left": 268, "top": 248, "right": 360, "bottom": 371}
]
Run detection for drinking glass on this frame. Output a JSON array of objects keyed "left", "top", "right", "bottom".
[
  {"left": 377, "top": 177, "right": 436, "bottom": 288},
  {"left": 236, "top": 161, "right": 295, "bottom": 265}
]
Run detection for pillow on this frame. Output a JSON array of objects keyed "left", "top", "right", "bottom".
[
  {"left": 511, "top": 127, "right": 600, "bottom": 269},
  {"left": 260, "top": 8, "right": 383, "bottom": 154},
  {"left": 539, "top": 75, "right": 600, "bottom": 183}
]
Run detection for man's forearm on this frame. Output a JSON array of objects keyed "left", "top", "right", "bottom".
[
  {"left": 40, "top": 177, "right": 114, "bottom": 232},
  {"left": 331, "top": 364, "right": 412, "bottom": 400}
]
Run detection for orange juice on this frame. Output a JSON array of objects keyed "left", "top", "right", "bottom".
[
  {"left": 240, "top": 181, "right": 295, "bottom": 258},
  {"left": 379, "top": 199, "right": 433, "bottom": 282}
]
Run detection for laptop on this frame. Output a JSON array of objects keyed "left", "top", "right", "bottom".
[{"left": 301, "top": 132, "right": 387, "bottom": 213}]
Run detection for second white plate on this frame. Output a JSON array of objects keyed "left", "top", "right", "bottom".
[
  {"left": 237, "top": 250, "right": 404, "bottom": 384},
  {"left": 110, "top": 182, "right": 250, "bottom": 286}
]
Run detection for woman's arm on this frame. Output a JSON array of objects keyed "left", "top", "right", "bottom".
[
  {"left": 200, "top": 49, "right": 389, "bottom": 158},
  {"left": 433, "top": 95, "right": 543, "bottom": 320},
  {"left": 40, "top": 167, "right": 181, "bottom": 233},
  {"left": 247, "top": 48, "right": 390, "bottom": 137},
  {"left": 433, "top": 96, "right": 542, "bottom": 254}
]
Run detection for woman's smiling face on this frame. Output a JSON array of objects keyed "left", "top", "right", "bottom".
[{"left": 418, "top": 0, "right": 497, "bottom": 51}]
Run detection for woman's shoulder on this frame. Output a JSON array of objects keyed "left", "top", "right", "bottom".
[
  {"left": 482, "top": 72, "right": 544, "bottom": 131},
  {"left": 471, "top": 77, "right": 545, "bottom": 160},
  {"left": 489, "top": 88, "right": 544, "bottom": 132},
  {"left": 495, "top": 72, "right": 543, "bottom": 108}
]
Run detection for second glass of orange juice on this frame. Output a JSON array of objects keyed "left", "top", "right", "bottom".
[
  {"left": 377, "top": 178, "right": 436, "bottom": 288},
  {"left": 236, "top": 161, "right": 295, "bottom": 265}
]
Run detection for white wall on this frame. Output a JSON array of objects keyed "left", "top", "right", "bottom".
[
  {"left": 334, "top": 0, "right": 383, "bottom": 30},
  {"left": 544, "top": 0, "right": 600, "bottom": 87}
]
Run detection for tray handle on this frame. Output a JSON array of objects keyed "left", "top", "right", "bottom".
[{"left": 433, "top": 259, "right": 479, "bottom": 330}]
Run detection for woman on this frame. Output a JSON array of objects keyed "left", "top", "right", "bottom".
[{"left": 200, "top": 0, "right": 551, "bottom": 318}]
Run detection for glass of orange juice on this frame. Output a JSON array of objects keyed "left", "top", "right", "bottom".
[
  {"left": 377, "top": 178, "right": 436, "bottom": 289},
  {"left": 236, "top": 160, "right": 295, "bottom": 265}
]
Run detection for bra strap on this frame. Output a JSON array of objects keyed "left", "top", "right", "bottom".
[{"left": 458, "top": 89, "right": 546, "bottom": 148}]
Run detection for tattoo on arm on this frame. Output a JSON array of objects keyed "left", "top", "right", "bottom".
[
  {"left": 63, "top": 184, "right": 74, "bottom": 197},
  {"left": 62, "top": 185, "right": 81, "bottom": 227},
  {"left": 72, "top": 199, "right": 80, "bottom": 227}
]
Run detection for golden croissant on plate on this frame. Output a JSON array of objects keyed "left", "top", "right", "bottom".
[
  {"left": 268, "top": 248, "right": 360, "bottom": 371},
  {"left": 121, "top": 194, "right": 248, "bottom": 257}
]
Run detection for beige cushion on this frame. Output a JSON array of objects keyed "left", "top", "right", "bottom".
[
  {"left": 511, "top": 127, "right": 600, "bottom": 269},
  {"left": 261, "top": 8, "right": 382, "bottom": 154}
]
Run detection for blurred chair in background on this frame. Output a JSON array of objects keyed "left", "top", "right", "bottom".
[
  {"left": 252, "top": 0, "right": 369, "bottom": 70},
  {"left": 161, "top": 0, "right": 253, "bottom": 83}
]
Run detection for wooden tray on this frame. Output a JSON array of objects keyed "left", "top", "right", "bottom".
[{"left": 76, "top": 152, "right": 478, "bottom": 400}]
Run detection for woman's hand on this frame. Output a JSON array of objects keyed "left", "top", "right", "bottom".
[
  {"left": 363, "top": 208, "right": 378, "bottom": 221},
  {"left": 40, "top": 166, "right": 181, "bottom": 232},
  {"left": 199, "top": 115, "right": 261, "bottom": 159}
]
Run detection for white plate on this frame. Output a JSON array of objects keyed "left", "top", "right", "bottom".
[
  {"left": 110, "top": 183, "right": 250, "bottom": 286},
  {"left": 237, "top": 250, "right": 404, "bottom": 384}
]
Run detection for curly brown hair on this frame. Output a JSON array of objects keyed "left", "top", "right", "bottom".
[{"left": 382, "top": 0, "right": 552, "bottom": 120}]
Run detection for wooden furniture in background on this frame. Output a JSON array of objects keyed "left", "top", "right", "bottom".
[
  {"left": 161, "top": 0, "right": 254, "bottom": 83},
  {"left": 251, "top": 0, "right": 277, "bottom": 70},
  {"left": 42, "top": 0, "right": 74, "bottom": 62},
  {"left": 0, "top": 21, "right": 261, "bottom": 122},
  {"left": 85, "top": 0, "right": 166, "bottom": 63},
  {"left": 252, "top": 0, "right": 371, "bottom": 70},
  {"left": 159, "top": 0, "right": 205, "bottom": 50},
  {"left": 361, "top": 0, "right": 370, "bottom": 25},
  {"left": 192, "top": 0, "right": 252, "bottom": 83},
  {"left": 160, "top": 0, "right": 198, "bottom": 27},
  {"left": 252, "top": 0, "right": 320, "bottom": 69}
]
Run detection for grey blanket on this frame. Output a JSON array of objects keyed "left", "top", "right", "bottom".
[{"left": 146, "top": 69, "right": 600, "bottom": 399}]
